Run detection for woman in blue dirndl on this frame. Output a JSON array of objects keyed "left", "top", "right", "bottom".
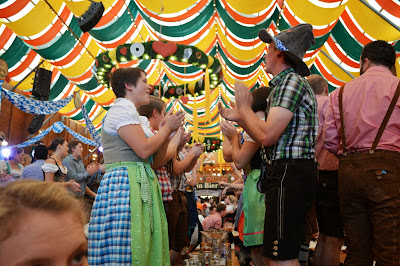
[{"left": 88, "top": 67, "right": 184, "bottom": 265}]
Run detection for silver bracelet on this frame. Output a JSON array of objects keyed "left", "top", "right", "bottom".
[{"left": 159, "top": 129, "right": 167, "bottom": 138}]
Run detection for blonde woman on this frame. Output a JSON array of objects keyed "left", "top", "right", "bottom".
[
  {"left": 21, "top": 153, "right": 32, "bottom": 167},
  {"left": 0, "top": 180, "right": 88, "bottom": 265}
]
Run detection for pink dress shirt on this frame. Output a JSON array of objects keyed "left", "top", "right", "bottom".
[
  {"left": 316, "top": 95, "right": 339, "bottom": 170},
  {"left": 202, "top": 213, "right": 222, "bottom": 231},
  {"left": 324, "top": 66, "right": 400, "bottom": 155}
]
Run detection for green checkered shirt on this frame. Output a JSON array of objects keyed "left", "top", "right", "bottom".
[{"left": 261, "top": 68, "right": 318, "bottom": 161}]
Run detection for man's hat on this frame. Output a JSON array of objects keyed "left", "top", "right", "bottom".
[{"left": 259, "top": 24, "right": 315, "bottom": 76}]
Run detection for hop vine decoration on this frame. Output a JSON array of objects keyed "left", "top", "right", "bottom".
[{"left": 94, "top": 41, "right": 223, "bottom": 99}]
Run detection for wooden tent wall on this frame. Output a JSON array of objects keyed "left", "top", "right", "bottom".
[{"left": 0, "top": 98, "right": 97, "bottom": 165}]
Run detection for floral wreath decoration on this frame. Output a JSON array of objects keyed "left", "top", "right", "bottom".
[{"left": 94, "top": 41, "right": 223, "bottom": 99}]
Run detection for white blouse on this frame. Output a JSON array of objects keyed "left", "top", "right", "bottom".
[
  {"left": 243, "top": 131, "right": 256, "bottom": 143},
  {"left": 103, "top": 98, "right": 154, "bottom": 137},
  {"left": 41, "top": 163, "right": 68, "bottom": 174}
]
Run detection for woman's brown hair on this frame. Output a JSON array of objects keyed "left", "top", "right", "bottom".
[
  {"left": 137, "top": 96, "right": 166, "bottom": 118},
  {"left": 110, "top": 67, "right": 145, "bottom": 98}
]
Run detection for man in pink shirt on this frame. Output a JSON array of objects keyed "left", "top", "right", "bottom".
[
  {"left": 324, "top": 40, "right": 400, "bottom": 265},
  {"left": 202, "top": 203, "right": 226, "bottom": 230},
  {"left": 308, "top": 74, "right": 344, "bottom": 266}
]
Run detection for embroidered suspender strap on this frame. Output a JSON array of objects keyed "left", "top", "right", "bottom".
[
  {"left": 338, "top": 85, "right": 348, "bottom": 156},
  {"left": 370, "top": 81, "right": 400, "bottom": 154}
]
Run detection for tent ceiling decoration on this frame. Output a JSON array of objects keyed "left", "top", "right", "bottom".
[
  {"left": 95, "top": 41, "right": 223, "bottom": 98},
  {"left": 0, "top": 0, "right": 399, "bottom": 138}
]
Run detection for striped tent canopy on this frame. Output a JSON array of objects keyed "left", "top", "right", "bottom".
[{"left": 0, "top": 0, "right": 399, "bottom": 138}]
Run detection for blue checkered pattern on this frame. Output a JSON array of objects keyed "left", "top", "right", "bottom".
[
  {"left": 1, "top": 85, "right": 73, "bottom": 115},
  {"left": 81, "top": 103, "right": 102, "bottom": 146},
  {"left": 88, "top": 167, "right": 132, "bottom": 265},
  {"left": 15, "top": 126, "right": 53, "bottom": 148},
  {"left": 2, "top": 121, "right": 97, "bottom": 149},
  {"left": 274, "top": 37, "right": 289, "bottom": 52}
]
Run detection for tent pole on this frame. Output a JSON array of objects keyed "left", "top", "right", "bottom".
[
  {"left": 70, "top": 127, "right": 86, "bottom": 142},
  {"left": 359, "top": 0, "right": 400, "bottom": 33},
  {"left": 84, "top": 144, "right": 100, "bottom": 161}
]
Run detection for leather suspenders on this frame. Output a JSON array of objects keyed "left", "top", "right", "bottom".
[{"left": 338, "top": 81, "right": 400, "bottom": 156}]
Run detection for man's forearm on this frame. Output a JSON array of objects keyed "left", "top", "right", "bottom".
[
  {"left": 68, "top": 169, "right": 89, "bottom": 182},
  {"left": 185, "top": 154, "right": 200, "bottom": 172},
  {"left": 173, "top": 152, "right": 197, "bottom": 176},
  {"left": 237, "top": 109, "right": 265, "bottom": 144}
]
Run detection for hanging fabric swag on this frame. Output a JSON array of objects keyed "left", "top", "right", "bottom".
[{"left": 0, "top": 83, "right": 73, "bottom": 115}]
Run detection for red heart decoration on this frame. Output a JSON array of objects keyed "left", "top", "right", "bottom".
[
  {"left": 168, "top": 88, "right": 175, "bottom": 94},
  {"left": 120, "top": 47, "right": 127, "bottom": 55},
  {"left": 180, "top": 96, "right": 189, "bottom": 104},
  {"left": 152, "top": 41, "right": 177, "bottom": 58}
]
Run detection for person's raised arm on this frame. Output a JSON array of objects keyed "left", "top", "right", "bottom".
[
  {"left": 118, "top": 110, "right": 184, "bottom": 159},
  {"left": 172, "top": 143, "right": 204, "bottom": 176},
  {"left": 152, "top": 127, "right": 182, "bottom": 169},
  {"left": 220, "top": 120, "right": 260, "bottom": 170},
  {"left": 184, "top": 143, "right": 205, "bottom": 173},
  {"left": 221, "top": 120, "right": 237, "bottom": 163},
  {"left": 222, "top": 137, "right": 233, "bottom": 163},
  {"left": 219, "top": 82, "right": 293, "bottom": 147}
]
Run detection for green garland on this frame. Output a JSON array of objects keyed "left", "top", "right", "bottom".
[{"left": 94, "top": 41, "right": 223, "bottom": 99}]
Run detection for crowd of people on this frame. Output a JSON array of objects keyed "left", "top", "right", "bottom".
[{"left": 0, "top": 22, "right": 399, "bottom": 266}]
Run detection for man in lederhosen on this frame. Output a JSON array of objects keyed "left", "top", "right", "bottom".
[{"left": 324, "top": 40, "right": 400, "bottom": 265}]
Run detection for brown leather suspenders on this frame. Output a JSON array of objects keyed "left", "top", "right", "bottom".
[
  {"left": 338, "top": 81, "right": 400, "bottom": 155},
  {"left": 338, "top": 85, "right": 348, "bottom": 156}
]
